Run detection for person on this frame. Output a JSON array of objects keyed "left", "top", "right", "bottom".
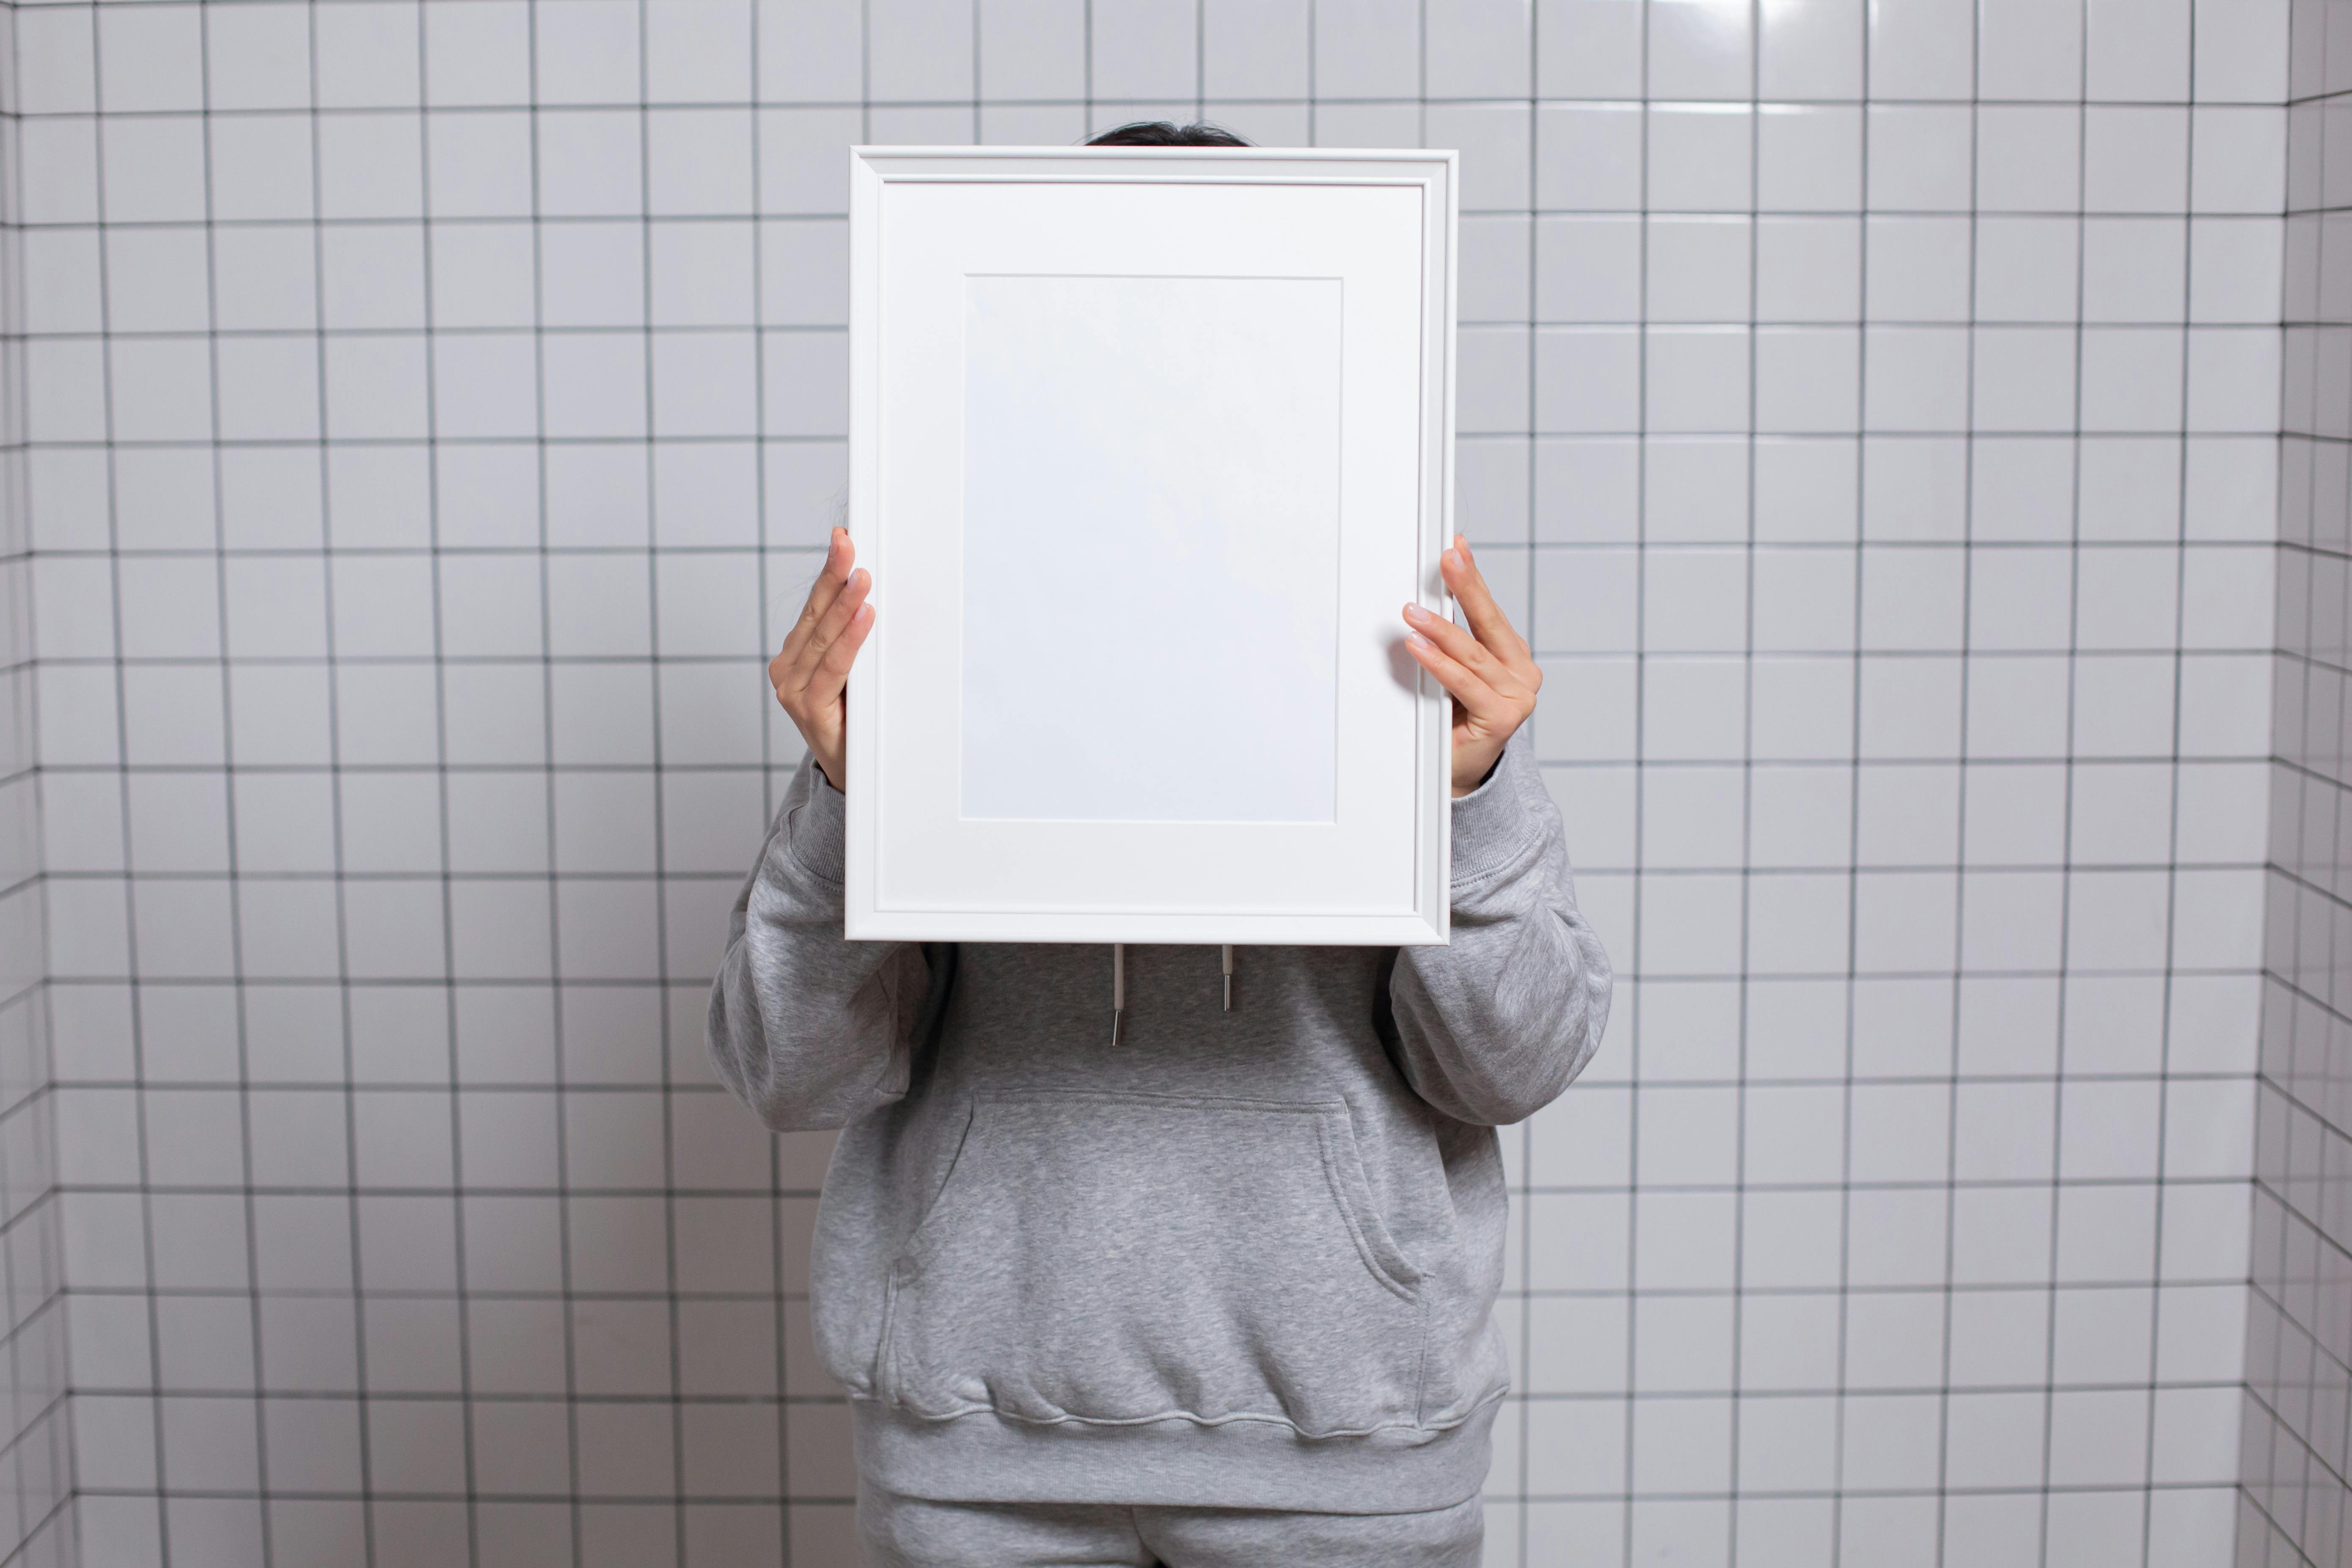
[{"left": 707, "top": 121, "right": 1613, "bottom": 1568}]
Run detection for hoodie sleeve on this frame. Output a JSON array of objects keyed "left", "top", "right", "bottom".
[
  {"left": 1386, "top": 725, "right": 1614, "bottom": 1127},
  {"left": 706, "top": 756, "right": 931, "bottom": 1131}
]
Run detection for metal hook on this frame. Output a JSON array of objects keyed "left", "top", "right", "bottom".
[{"left": 1110, "top": 943, "right": 1125, "bottom": 1047}]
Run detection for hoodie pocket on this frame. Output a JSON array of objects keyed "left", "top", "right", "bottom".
[{"left": 877, "top": 1089, "right": 1427, "bottom": 1439}]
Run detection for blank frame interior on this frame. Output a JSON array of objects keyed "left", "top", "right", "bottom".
[
  {"left": 962, "top": 273, "right": 1343, "bottom": 825},
  {"left": 846, "top": 147, "right": 1457, "bottom": 944}
]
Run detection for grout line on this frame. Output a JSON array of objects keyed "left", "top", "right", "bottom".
[
  {"left": 2139, "top": 2, "right": 2203, "bottom": 1561},
  {"left": 1931, "top": 7, "right": 1989, "bottom": 1565},
  {"left": 1727, "top": 6, "right": 1760, "bottom": 1563},
  {"left": 746, "top": 2, "right": 795, "bottom": 1557},
  {"left": 297, "top": 2, "right": 374, "bottom": 1563},
  {"left": 2033, "top": 19, "right": 2096, "bottom": 1564},
  {"left": 630, "top": 6, "right": 694, "bottom": 1563},
  {"left": 1621, "top": 7, "right": 1652, "bottom": 1565},
  {"left": 1518, "top": 5, "right": 1538, "bottom": 1558},
  {"left": 521, "top": 3, "right": 591, "bottom": 1561},
  {"left": 191, "top": 3, "right": 276, "bottom": 1563},
  {"left": 410, "top": 4, "right": 483, "bottom": 1564},
  {"left": 82, "top": 6, "right": 176, "bottom": 1563}
]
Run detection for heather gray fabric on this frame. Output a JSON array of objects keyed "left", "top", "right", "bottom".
[
  {"left": 708, "top": 725, "right": 1610, "bottom": 1512},
  {"left": 856, "top": 1483, "right": 1485, "bottom": 1568}
]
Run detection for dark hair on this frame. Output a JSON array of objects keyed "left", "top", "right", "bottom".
[{"left": 1084, "top": 120, "right": 1252, "bottom": 148}]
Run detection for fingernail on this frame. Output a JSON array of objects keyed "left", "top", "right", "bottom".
[
  {"left": 1403, "top": 602, "right": 1428, "bottom": 622},
  {"left": 1407, "top": 630, "right": 1433, "bottom": 649}
]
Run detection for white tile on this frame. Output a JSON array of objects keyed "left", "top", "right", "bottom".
[
  {"left": 424, "top": 110, "right": 533, "bottom": 217},
  {"left": 1537, "top": 104, "right": 1644, "bottom": 211},
  {"left": 2187, "top": 326, "right": 2283, "bottom": 433},
  {"left": 1645, "top": 216, "right": 1749, "bottom": 323},
  {"left": 424, "top": 0, "right": 533, "bottom": 108},
  {"left": 1648, "top": 105, "right": 1752, "bottom": 212},
  {"left": 977, "top": 0, "right": 1086, "bottom": 102},
  {"left": 648, "top": 0, "right": 754, "bottom": 103},
  {"left": 763, "top": 330, "right": 849, "bottom": 437},
  {"left": 316, "top": 112, "right": 426, "bottom": 221},
  {"left": 759, "top": 0, "right": 865, "bottom": 102},
  {"left": 1647, "top": 327, "right": 1750, "bottom": 433},
  {"left": 1092, "top": 0, "right": 1198, "bottom": 101},
  {"left": 1757, "top": 328, "right": 1860, "bottom": 434},
  {"left": 652, "top": 332, "right": 760, "bottom": 437},
  {"left": 541, "top": 222, "right": 649, "bottom": 327},
  {"left": 540, "top": 109, "right": 646, "bottom": 217},
  {"left": 2082, "top": 327, "right": 2186, "bottom": 434},
  {"left": 21, "top": 119, "right": 101, "bottom": 227},
  {"left": 1645, "top": 438, "right": 1749, "bottom": 542},
  {"left": 98, "top": 6, "right": 204, "bottom": 114},
  {"left": 2087, "top": 0, "right": 2190, "bottom": 102},
  {"left": 325, "top": 334, "right": 432, "bottom": 442},
  {"left": 322, "top": 224, "right": 429, "bottom": 331},
  {"left": 1978, "top": 0, "right": 2083, "bottom": 102},
  {"left": 648, "top": 108, "right": 756, "bottom": 216},
  {"left": 2193, "top": 0, "right": 2290, "bottom": 103},
  {"left": 1315, "top": 0, "right": 1419, "bottom": 97},
  {"left": 1972, "top": 326, "right": 2078, "bottom": 433},
  {"left": 869, "top": 0, "right": 974, "bottom": 102},
  {"left": 18, "top": 7, "right": 97, "bottom": 116},
  {"left": 655, "top": 221, "right": 759, "bottom": 327},
  {"left": 2087, "top": 106, "right": 2191, "bottom": 215},
  {"left": 1533, "top": 327, "right": 1635, "bottom": 434},
  {"left": 1760, "top": 0, "right": 1864, "bottom": 101},
  {"left": 314, "top": 1, "right": 423, "bottom": 110},
  {"left": 1536, "top": 217, "right": 1641, "bottom": 322},
  {"left": 427, "top": 223, "right": 538, "bottom": 329},
  {"left": 1460, "top": 215, "right": 1532, "bottom": 321},
  {"left": 2190, "top": 216, "right": 2284, "bottom": 324},
  {"left": 1868, "top": 0, "right": 1975, "bottom": 100},
  {"left": 544, "top": 336, "right": 651, "bottom": 438},
  {"left": 116, "top": 558, "right": 222, "bottom": 662},
  {"left": 1978, "top": 105, "right": 2085, "bottom": 214},
  {"left": 1537, "top": 0, "right": 1645, "bottom": 98},
  {"left": 2191, "top": 106, "right": 2286, "bottom": 215},
  {"left": 1976, "top": 216, "right": 2081, "bottom": 324},
  {"left": 1758, "top": 105, "right": 1860, "bottom": 212},
  {"left": 537, "top": 0, "right": 642, "bottom": 105},
  {"left": 1428, "top": 0, "right": 1530, "bottom": 98},
  {"left": 1865, "top": 105, "right": 1973, "bottom": 212},
  {"left": 107, "top": 340, "right": 214, "bottom": 444},
  {"left": 1648, "top": 0, "right": 1750, "bottom": 100},
  {"left": 100, "top": 116, "right": 206, "bottom": 223},
  {"left": 1755, "top": 217, "right": 1861, "bottom": 322}
]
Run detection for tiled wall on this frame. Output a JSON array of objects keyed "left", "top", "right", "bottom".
[
  {"left": 2242, "top": 0, "right": 2352, "bottom": 1562},
  {"left": 13, "top": 1, "right": 2292, "bottom": 1565},
  {"left": 0, "top": 1, "right": 81, "bottom": 1563}
]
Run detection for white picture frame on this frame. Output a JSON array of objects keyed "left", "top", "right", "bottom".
[{"left": 844, "top": 145, "right": 1458, "bottom": 946}]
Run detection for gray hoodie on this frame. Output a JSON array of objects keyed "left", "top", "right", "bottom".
[{"left": 706, "top": 726, "right": 1612, "bottom": 1513}]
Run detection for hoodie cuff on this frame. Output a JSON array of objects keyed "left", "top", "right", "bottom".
[
  {"left": 1450, "top": 727, "right": 1546, "bottom": 884},
  {"left": 785, "top": 758, "right": 848, "bottom": 885}
]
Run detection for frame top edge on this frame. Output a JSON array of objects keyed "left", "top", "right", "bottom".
[{"left": 852, "top": 145, "right": 1456, "bottom": 166}]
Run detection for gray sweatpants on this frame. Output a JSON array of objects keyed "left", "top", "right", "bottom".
[{"left": 857, "top": 1485, "right": 1485, "bottom": 1568}]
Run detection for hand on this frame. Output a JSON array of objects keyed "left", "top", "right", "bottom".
[
  {"left": 771, "top": 527, "right": 874, "bottom": 791},
  {"left": 1401, "top": 535, "right": 1541, "bottom": 798}
]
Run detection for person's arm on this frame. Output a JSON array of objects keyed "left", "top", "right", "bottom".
[
  {"left": 1385, "top": 726, "right": 1612, "bottom": 1125},
  {"left": 706, "top": 757, "right": 930, "bottom": 1131},
  {"left": 1385, "top": 535, "right": 1613, "bottom": 1125},
  {"left": 707, "top": 528, "right": 922, "bottom": 1131}
]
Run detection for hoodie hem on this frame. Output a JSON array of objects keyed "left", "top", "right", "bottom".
[{"left": 851, "top": 1396, "right": 1496, "bottom": 1512}]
